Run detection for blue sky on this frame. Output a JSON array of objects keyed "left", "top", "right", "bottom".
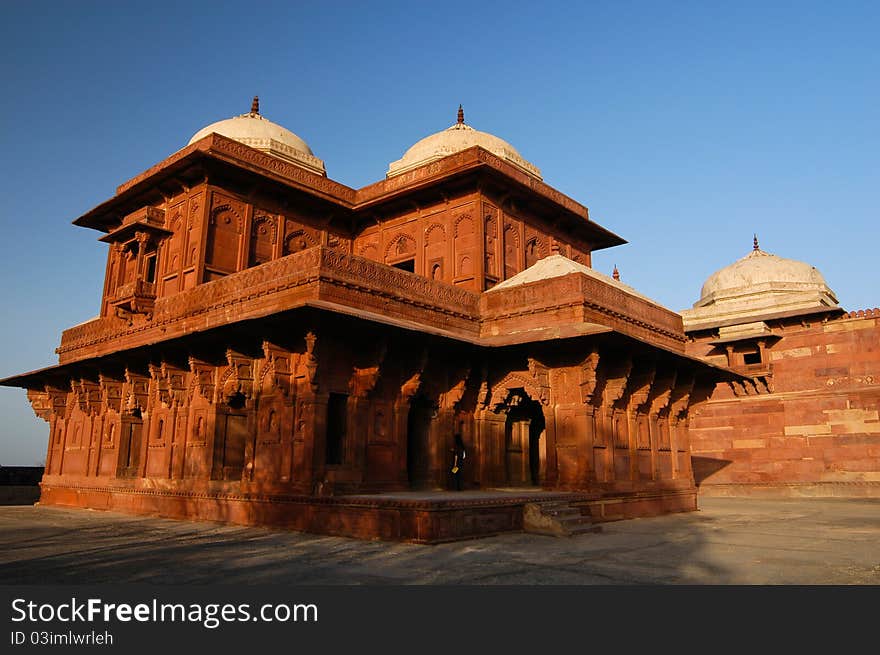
[{"left": 0, "top": 1, "right": 877, "bottom": 464}]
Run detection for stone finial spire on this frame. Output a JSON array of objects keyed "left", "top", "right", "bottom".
[
  {"left": 612, "top": 265, "right": 620, "bottom": 281},
  {"left": 457, "top": 104, "right": 464, "bottom": 124},
  {"left": 251, "top": 96, "right": 260, "bottom": 115},
  {"left": 753, "top": 234, "right": 759, "bottom": 251}
]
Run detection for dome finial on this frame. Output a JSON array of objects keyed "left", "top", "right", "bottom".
[
  {"left": 612, "top": 265, "right": 620, "bottom": 281},
  {"left": 457, "top": 104, "right": 464, "bottom": 124},
  {"left": 251, "top": 95, "right": 260, "bottom": 115},
  {"left": 753, "top": 233, "right": 759, "bottom": 251}
]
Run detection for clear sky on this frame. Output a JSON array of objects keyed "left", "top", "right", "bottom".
[{"left": 0, "top": 1, "right": 877, "bottom": 464}]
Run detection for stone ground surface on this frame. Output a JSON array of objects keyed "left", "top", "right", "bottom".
[{"left": 0, "top": 497, "right": 878, "bottom": 585}]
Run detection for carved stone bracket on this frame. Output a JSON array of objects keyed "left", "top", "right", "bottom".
[
  {"left": 399, "top": 348, "right": 428, "bottom": 403},
  {"left": 150, "top": 362, "right": 188, "bottom": 408},
  {"left": 259, "top": 341, "right": 293, "bottom": 397},
  {"left": 579, "top": 349, "right": 600, "bottom": 404},
  {"left": 648, "top": 371, "right": 677, "bottom": 419},
  {"left": 527, "top": 357, "right": 551, "bottom": 405},
  {"left": 78, "top": 379, "right": 102, "bottom": 416},
  {"left": 476, "top": 362, "right": 490, "bottom": 409},
  {"left": 670, "top": 374, "right": 695, "bottom": 422},
  {"left": 188, "top": 357, "right": 217, "bottom": 405},
  {"left": 99, "top": 374, "right": 123, "bottom": 414},
  {"left": 124, "top": 369, "right": 150, "bottom": 416},
  {"left": 602, "top": 356, "right": 633, "bottom": 408},
  {"left": 627, "top": 364, "right": 657, "bottom": 413},
  {"left": 218, "top": 350, "right": 255, "bottom": 403},
  {"left": 303, "top": 331, "right": 318, "bottom": 394},
  {"left": 350, "top": 340, "right": 389, "bottom": 400},
  {"left": 27, "top": 390, "right": 52, "bottom": 422},
  {"left": 441, "top": 364, "right": 471, "bottom": 410},
  {"left": 45, "top": 386, "right": 68, "bottom": 419}
]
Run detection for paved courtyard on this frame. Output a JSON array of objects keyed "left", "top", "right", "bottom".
[{"left": 0, "top": 497, "right": 878, "bottom": 584}]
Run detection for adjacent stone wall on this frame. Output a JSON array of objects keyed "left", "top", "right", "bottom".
[{"left": 689, "top": 313, "right": 880, "bottom": 496}]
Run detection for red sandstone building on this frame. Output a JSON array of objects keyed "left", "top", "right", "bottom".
[
  {"left": 3, "top": 99, "right": 873, "bottom": 542},
  {"left": 683, "top": 238, "right": 880, "bottom": 497}
]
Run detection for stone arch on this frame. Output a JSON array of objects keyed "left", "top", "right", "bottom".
[
  {"left": 384, "top": 233, "right": 416, "bottom": 261},
  {"left": 491, "top": 371, "right": 545, "bottom": 411},
  {"left": 284, "top": 230, "right": 317, "bottom": 255},
  {"left": 454, "top": 213, "right": 474, "bottom": 237},
  {"left": 251, "top": 215, "right": 278, "bottom": 243},
  {"left": 424, "top": 223, "right": 445, "bottom": 244}
]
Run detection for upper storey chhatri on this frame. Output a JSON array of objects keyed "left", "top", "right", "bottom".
[
  {"left": 387, "top": 106, "right": 542, "bottom": 180},
  {"left": 188, "top": 96, "right": 326, "bottom": 176}
]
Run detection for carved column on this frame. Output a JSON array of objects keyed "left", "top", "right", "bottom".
[
  {"left": 626, "top": 364, "right": 656, "bottom": 483},
  {"left": 601, "top": 357, "right": 632, "bottom": 486},
  {"left": 669, "top": 375, "right": 695, "bottom": 480},
  {"left": 577, "top": 350, "right": 600, "bottom": 487},
  {"left": 348, "top": 342, "right": 387, "bottom": 487},
  {"left": 647, "top": 371, "right": 676, "bottom": 481}
]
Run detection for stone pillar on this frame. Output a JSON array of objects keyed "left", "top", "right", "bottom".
[
  {"left": 393, "top": 398, "right": 411, "bottom": 487},
  {"left": 541, "top": 404, "right": 557, "bottom": 487}
]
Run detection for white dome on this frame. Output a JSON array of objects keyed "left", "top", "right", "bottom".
[
  {"left": 697, "top": 247, "right": 835, "bottom": 307},
  {"left": 188, "top": 98, "right": 326, "bottom": 176},
  {"left": 682, "top": 240, "right": 839, "bottom": 331},
  {"left": 387, "top": 107, "right": 541, "bottom": 180}
]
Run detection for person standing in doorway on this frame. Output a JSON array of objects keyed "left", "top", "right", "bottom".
[{"left": 450, "top": 434, "right": 466, "bottom": 491}]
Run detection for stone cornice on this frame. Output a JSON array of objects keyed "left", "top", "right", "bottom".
[
  {"left": 74, "top": 138, "right": 625, "bottom": 250},
  {"left": 49, "top": 248, "right": 686, "bottom": 374}
]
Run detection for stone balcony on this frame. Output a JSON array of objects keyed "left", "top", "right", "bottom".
[
  {"left": 57, "top": 247, "right": 481, "bottom": 364},
  {"left": 109, "top": 279, "right": 157, "bottom": 316}
]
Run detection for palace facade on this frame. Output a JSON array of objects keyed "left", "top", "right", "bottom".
[{"left": 11, "top": 98, "right": 869, "bottom": 543}]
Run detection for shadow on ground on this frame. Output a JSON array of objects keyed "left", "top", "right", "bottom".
[{"left": 0, "top": 498, "right": 878, "bottom": 584}]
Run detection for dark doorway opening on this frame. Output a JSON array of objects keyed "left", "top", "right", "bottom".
[
  {"left": 392, "top": 259, "right": 415, "bottom": 273},
  {"left": 326, "top": 392, "right": 348, "bottom": 465},
  {"left": 118, "top": 418, "right": 143, "bottom": 478},
  {"left": 407, "top": 396, "right": 434, "bottom": 488},
  {"left": 214, "top": 413, "right": 248, "bottom": 480},
  {"left": 504, "top": 393, "right": 545, "bottom": 486}
]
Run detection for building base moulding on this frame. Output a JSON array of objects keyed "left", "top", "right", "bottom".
[
  {"left": 36, "top": 483, "right": 698, "bottom": 543},
  {"left": 697, "top": 481, "right": 880, "bottom": 498}
]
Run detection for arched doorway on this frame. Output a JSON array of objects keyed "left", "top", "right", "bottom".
[
  {"left": 407, "top": 396, "right": 434, "bottom": 489},
  {"left": 504, "top": 392, "right": 545, "bottom": 486}
]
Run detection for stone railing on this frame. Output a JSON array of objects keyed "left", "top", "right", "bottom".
[
  {"left": 113, "top": 279, "right": 156, "bottom": 302},
  {"left": 318, "top": 248, "right": 479, "bottom": 318},
  {"left": 845, "top": 307, "right": 880, "bottom": 319},
  {"left": 58, "top": 247, "right": 480, "bottom": 361}
]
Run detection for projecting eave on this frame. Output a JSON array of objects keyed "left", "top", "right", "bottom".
[
  {"left": 72, "top": 134, "right": 357, "bottom": 234},
  {"left": 355, "top": 146, "right": 626, "bottom": 252},
  {"left": 682, "top": 304, "right": 845, "bottom": 334}
]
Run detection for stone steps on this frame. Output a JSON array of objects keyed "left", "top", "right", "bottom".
[{"left": 523, "top": 499, "right": 602, "bottom": 537}]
